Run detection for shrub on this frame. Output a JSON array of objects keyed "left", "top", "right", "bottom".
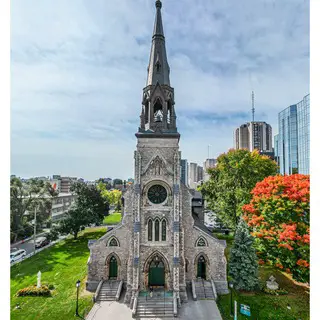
[
  {"left": 16, "top": 285, "right": 51, "bottom": 297},
  {"left": 263, "top": 287, "right": 288, "bottom": 295}
]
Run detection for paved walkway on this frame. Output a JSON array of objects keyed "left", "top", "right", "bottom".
[
  {"left": 85, "top": 301, "right": 132, "bottom": 320},
  {"left": 86, "top": 299, "right": 222, "bottom": 320}
]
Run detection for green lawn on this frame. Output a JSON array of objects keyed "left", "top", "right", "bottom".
[
  {"left": 103, "top": 212, "right": 122, "bottom": 225},
  {"left": 10, "top": 228, "right": 106, "bottom": 320},
  {"left": 214, "top": 233, "right": 310, "bottom": 320}
]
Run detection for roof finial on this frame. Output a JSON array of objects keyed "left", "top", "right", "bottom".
[{"left": 155, "top": 0, "right": 162, "bottom": 9}]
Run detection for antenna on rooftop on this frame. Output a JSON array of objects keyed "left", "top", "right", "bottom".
[{"left": 251, "top": 90, "right": 255, "bottom": 122}]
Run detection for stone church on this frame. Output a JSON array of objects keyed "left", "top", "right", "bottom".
[{"left": 86, "top": 0, "right": 228, "bottom": 307}]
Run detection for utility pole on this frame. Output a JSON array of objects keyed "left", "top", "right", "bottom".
[
  {"left": 33, "top": 206, "right": 37, "bottom": 255},
  {"left": 207, "top": 145, "right": 211, "bottom": 159}
]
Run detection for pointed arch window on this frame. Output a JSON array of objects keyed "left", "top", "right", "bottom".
[
  {"left": 148, "top": 219, "right": 153, "bottom": 241},
  {"left": 161, "top": 219, "right": 166, "bottom": 241},
  {"left": 196, "top": 237, "right": 207, "bottom": 247},
  {"left": 108, "top": 237, "right": 119, "bottom": 247},
  {"left": 155, "top": 219, "right": 160, "bottom": 241}
]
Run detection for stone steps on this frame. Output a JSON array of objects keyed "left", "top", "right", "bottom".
[
  {"left": 96, "top": 280, "right": 121, "bottom": 302},
  {"left": 135, "top": 296, "right": 174, "bottom": 318},
  {"left": 194, "top": 279, "right": 215, "bottom": 300}
]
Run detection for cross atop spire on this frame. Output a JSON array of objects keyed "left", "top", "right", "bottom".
[{"left": 153, "top": 1, "right": 164, "bottom": 37}]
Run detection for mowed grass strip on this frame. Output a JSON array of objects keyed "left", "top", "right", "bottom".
[
  {"left": 103, "top": 212, "right": 122, "bottom": 225},
  {"left": 10, "top": 228, "right": 106, "bottom": 320}
]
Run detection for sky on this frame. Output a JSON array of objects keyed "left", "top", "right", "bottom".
[{"left": 10, "top": 0, "right": 310, "bottom": 181}]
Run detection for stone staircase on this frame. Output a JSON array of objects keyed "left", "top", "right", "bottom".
[
  {"left": 96, "top": 280, "right": 121, "bottom": 302},
  {"left": 194, "top": 279, "right": 215, "bottom": 299},
  {"left": 135, "top": 290, "right": 174, "bottom": 319}
]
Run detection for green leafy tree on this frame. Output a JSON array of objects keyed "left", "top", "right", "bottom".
[
  {"left": 199, "top": 149, "right": 278, "bottom": 229},
  {"left": 59, "top": 182, "right": 108, "bottom": 239},
  {"left": 10, "top": 177, "right": 58, "bottom": 243},
  {"left": 97, "top": 184, "right": 122, "bottom": 211},
  {"left": 229, "top": 218, "right": 259, "bottom": 291}
]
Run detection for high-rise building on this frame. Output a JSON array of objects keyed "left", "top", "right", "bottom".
[
  {"left": 203, "top": 158, "right": 217, "bottom": 181},
  {"left": 188, "top": 162, "right": 198, "bottom": 189},
  {"left": 277, "top": 94, "right": 310, "bottom": 175},
  {"left": 234, "top": 121, "right": 273, "bottom": 152},
  {"left": 180, "top": 159, "right": 188, "bottom": 186},
  {"left": 197, "top": 166, "right": 203, "bottom": 182},
  {"left": 297, "top": 94, "right": 310, "bottom": 174}
]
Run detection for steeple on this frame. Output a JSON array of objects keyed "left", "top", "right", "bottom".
[
  {"left": 137, "top": 0, "right": 178, "bottom": 137},
  {"left": 146, "top": 0, "right": 170, "bottom": 86}
]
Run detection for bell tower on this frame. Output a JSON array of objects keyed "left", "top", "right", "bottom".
[{"left": 138, "top": 0, "right": 178, "bottom": 136}]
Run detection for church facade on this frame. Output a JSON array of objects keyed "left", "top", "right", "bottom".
[{"left": 86, "top": 0, "right": 228, "bottom": 304}]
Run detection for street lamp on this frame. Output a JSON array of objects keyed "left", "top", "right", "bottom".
[
  {"left": 229, "top": 282, "right": 234, "bottom": 317},
  {"left": 75, "top": 280, "right": 81, "bottom": 317}
]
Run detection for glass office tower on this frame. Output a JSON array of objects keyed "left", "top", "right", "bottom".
[{"left": 277, "top": 94, "right": 310, "bottom": 175}]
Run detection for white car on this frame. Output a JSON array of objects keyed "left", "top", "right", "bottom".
[{"left": 10, "top": 249, "right": 27, "bottom": 263}]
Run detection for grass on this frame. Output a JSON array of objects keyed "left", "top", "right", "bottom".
[
  {"left": 103, "top": 212, "right": 122, "bottom": 225},
  {"left": 214, "top": 232, "right": 310, "bottom": 320},
  {"left": 10, "top": 227, "right": 106, "bottom": 320}
]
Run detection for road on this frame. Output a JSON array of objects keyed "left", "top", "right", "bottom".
[{"left": 11, "top": 235, "right": 65, "bottom": 255}]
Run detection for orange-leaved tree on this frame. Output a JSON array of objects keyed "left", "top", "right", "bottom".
[{"left": 242, "top": 174, "right": 310, "bottom": 283}]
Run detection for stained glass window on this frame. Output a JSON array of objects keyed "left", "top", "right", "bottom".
[
  {"left": 148, "top": 219, "right": 153, "bottom": 241},
  {"left": 155, "top": 219, "right": 160, "bottom": 241},
  {"left": 161, "top": 220, "right": 166, "bottom": 241},
  {"left": 148, "top": 185, "right": 167, "bottom": 204}
]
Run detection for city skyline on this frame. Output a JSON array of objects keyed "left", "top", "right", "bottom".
[{"left": 11, "top": 0, "right": 309, "bottom": 180}]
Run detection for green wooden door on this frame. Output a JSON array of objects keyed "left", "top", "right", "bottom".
[
  {"left": 197, "top": 256, "right": 206, "bottom": 279},
  {"left": 149, "top": 260, "right": 165, "bottom": 286},
  {"left": 109, "top": 256, "right": 118, "bottom": 279}
]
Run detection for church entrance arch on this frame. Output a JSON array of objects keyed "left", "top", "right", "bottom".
[{"left": 143, "top": 252, "right": 170, "bottom": 289}]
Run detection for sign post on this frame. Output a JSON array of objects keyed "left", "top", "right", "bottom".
[
  {"left": 234, "top": 300, "right": 237, "bottom": 320},
  {"left": 240, "top": 304, "right": 251, "bottom": 317}
]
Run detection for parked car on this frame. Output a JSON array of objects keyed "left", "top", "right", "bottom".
[
  {"left": 35, "top": 237, "right": 50, "bottom": 249},
  {"left": 10, "top": 249, "right": 26, "bottom": 263},
  {"left": 10, "top": 247, "right": 19, "bottom": 253}
]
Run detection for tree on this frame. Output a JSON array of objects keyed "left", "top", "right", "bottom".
[
  {"left": 97, "top": 183, "right": 122, "bottom": 211},
  {"left": 229, "top": 218, "right": 259, "bottom": 291},
  {"left": 242, "top": 174, "right": 310, "bottom": 283},
  {"left": 59, "top": 182, "right": 109, "bottom": 239},
  {"left": 10, "top": 177, "right": 58, "bottom": 243},
  {"left": 199, "top": 149, "right": 278, "bottom": 229},
  {"left": 113, "top": 179, "right": 123, "bottom": 188}
]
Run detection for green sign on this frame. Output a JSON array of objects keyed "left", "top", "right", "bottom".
[{"left": 240, "top": 304, "right": 251, "bottom": 316}]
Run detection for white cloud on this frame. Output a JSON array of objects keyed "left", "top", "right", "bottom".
[{"left": 11, "top": 0, "right": 309, "bottom": 179}]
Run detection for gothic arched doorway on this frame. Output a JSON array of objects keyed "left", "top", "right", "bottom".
[
  {"left": 197, "top": 255, "right": 206, "bottom": 279},
  {"left": 109, "top": 256, "right": 118, "bottom": 279},
  {"left": 149, "top": 256, "right": 165, "bottom": 286}
]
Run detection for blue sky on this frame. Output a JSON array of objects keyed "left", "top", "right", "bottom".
[{"left": 10, "top": 0, "right": 309, "bottom": 180}]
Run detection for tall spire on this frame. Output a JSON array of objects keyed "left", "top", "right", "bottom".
[
  {"left": 137, "top": 0, "right": 178, "bottom": 137},
  {"left": 146, "top": 0, "right": 170, "bottom": 86}
]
